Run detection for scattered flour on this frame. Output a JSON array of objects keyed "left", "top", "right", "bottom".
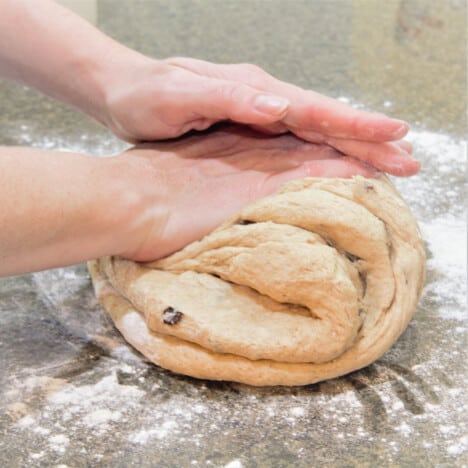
[
  {"left": 289, "top": 406, "right": 306, "bottom": 417},
  {"left": 224, "top": 461, "right": 243, "bottom": 468},
  {"left": 15, "top": 370, "right": 145, "bottom": 445},
  {"left": 15, "top": 123, "right": 128, "bottom": 156},
  {"left": 128, "top": 421, "right": 178, "bottom": 444},
  {"left": 446, "top": 435, "right": 468, "bottom": 456},
  {"left": 48, "top": 434, "right": 70, "bottom": 453},
  {"left": 394, "top": 129, "right": 467, "bottom": 322},
  {"left": 395, "top": 422, "right": 412, "bottom": 437},
  {"left": 111, "top": 345, "right": 144, "bottom": 363},
  {"left": 16, "top": 414, "right": 35, "bottom": 428},
  {"left": 420, "top": 216, "right": 467, "bottom": 319},
  {"left": 47, "top": 373, "right": 144, "bottom": 412},
  {"left": 82, "top": 408, "right": 122, "bottom": 427},
  {"left": 408, "top": 130, "right": 466, "bottom": 165}
]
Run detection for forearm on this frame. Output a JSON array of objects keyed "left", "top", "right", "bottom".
[
  {"left": 0, "top": 0, "right": 140, "bottom": 125},
  {"left": 0, "top": 147, "right": 151, "bottom": 276}
]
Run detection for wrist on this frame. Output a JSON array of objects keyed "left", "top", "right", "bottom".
[
  {"left": 105, "top": 153, "right": 170, "bottom": 260},
  {"left": 69, "top": 43, "right": 142, "bottom": 128},
  {"left": 98, "top": 52, "right": 168, "bottom": 141}
]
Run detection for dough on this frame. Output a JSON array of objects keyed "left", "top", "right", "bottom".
[{"left": 88, "top": 176, "right": 425, "bottom": 386}]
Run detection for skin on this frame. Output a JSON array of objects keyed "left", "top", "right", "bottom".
[
  {"left": 0, "top": 127, "right": 378, "bottom": 276},
  {"left": 0, "top": 0, "right": 419, "bottom": 276}
]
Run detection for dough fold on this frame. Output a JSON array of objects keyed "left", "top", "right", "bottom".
[{"left": 89, "top": 176, "right": 425, "bottom": 386}]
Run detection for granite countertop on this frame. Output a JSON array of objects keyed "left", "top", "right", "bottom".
[{"left": 0, "top": 1, "right": 466, "bottom": 466}]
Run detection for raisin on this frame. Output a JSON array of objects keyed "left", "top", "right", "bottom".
[{"left": 162, "top": 307, "right": 183, "bottom": 325}]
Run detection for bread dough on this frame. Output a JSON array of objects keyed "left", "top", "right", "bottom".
[{"left": 88, "top": 176, "right": 425, "bottom": 386}]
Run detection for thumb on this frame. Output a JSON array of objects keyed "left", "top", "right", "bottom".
[{"left": 193, "top": 76, "right": 290, "bottom": 125}]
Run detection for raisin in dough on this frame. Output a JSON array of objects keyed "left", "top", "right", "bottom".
[{"left": 88, "top": 176, "right": 425, "bottom": 386}]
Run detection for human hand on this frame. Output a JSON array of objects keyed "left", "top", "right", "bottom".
[
  {"left": 0, "top": 1, "right": 417, "bottom": 176},
  {"left": 115, "top": 126, "right": 378, "bottom": 262},
  {"left": 103, "top": 56, "right": 419, "bottom": 177}
]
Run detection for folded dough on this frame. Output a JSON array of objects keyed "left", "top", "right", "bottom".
[{"left": 88, "top": 176, "right": 425, "bottom": 386}]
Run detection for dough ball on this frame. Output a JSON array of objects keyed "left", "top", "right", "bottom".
[{"left": 89, "top": 176, "right": 425, "bottom": 386}]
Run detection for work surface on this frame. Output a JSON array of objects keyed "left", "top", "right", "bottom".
[{"left": 0, "top": 1, "right": 466, "bottom": 466}]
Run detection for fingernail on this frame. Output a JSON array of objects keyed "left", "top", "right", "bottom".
[
  {"left": 386, "top": 157, "right": 420, "bottom": 176},
  {"left": 254, "top": 95, "right": 289, "bottom": 116},
  {"left": 391, "top": 120, "right": 409, "bottom": 138}
]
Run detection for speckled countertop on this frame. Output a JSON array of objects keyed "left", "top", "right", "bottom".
[{"left": 0, "top": 1, "right": 466, "bottom": 466}]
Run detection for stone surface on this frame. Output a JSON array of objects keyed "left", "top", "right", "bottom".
[{"left": 0, "top": 1, "right": 466, "bottom": 466}]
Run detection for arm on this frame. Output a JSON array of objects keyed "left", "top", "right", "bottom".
[
  {"left": 0, "top": 0, "right": 291, "bottom": 135},
  {"left": 0, "top": 0, "right": 130, "bottom": 127},
  {"left": 0, "top": 147, "right": 148, "bottom": 276},
  {"left": 0, "top": 128, "right": 377, "bottom": 276},
  {"left": 0, "top": 0, "right": 419, "bottom": 176}
]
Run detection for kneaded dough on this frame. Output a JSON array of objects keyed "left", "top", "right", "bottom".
[{"left": 88, "top": 176, "right": 425, "bottom": 386}]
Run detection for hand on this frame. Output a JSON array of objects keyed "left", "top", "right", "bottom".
[
  {"left": 103, "top": 56, "right": 419, "bottom": 177},
  {"left": 0, "top": 1, "right": 418, "bottom": 177},
  {"left": 116, "top": 126, "right": 378, "bottom": 262},
  {"left": 0, "top": 126, "right": 376, "bottom": 276}
]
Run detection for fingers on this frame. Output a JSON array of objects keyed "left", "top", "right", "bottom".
[
  {"left": 166, "top": 58, "right": 412, "bottom": 150},
  {"left": 249, "top": 121, "right": 289, "bottom": 135},
  {"left": 179, "top": 59, "right": 410, "bottom": 143},
  {"left": 189, "top": 74, "right": 291, "bottom": 125},
  {"left": 395, "top": 140, "right": 413, "bottom": 154},
  {"left": 282, "top": 90, "right": 409, "bottom": 142},
  {"left": 291, "top": 126, "right": 419, "bottom": 177},
  {"left": 323, "top": 137, "right": 420, "bottom": 176},
  {"left": 249, "top": 126, "right": 418, "bottom": 177},
  {"left": 286, "top": 156, "right": 379, "bottom": 179}
]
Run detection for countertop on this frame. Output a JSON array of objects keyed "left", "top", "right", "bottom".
[{"left": 0, "top": 1, "right": 466, "bottom": 466}]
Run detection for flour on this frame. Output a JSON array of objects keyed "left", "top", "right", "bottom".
[
  {"left": 82, "top": 408, "right": 122, "bottom": 427},
  {"left": 394, "top": 129, "right": 466, "bottom": 217},
  {"left": 395, "top": 422, "right": 412, "bottom": 437},
  {"left": 48, "top": 434, "right": 70, "bottom": 453},
  {"left": 14, "top": 368, "right": 146, "bottom": 459},
  {"left": 128, "top": 421, "right": 178, "bottom": 444},
  {"left": 224, "top": 461, "right": 243, "bottom": 468},
  {"left": 389, "top": 129, "right": 467, "bottom": 325},
  {"left": 408, "top": 130, "right": 465, "bottom": 165},
  {"left": 420, "top": 216, "right": 467, "bottom": 320},
  {"left": 446, "top": 436, "right": 468, "bottom": 456},
  {"left": 289, "top": 406, "right": 306, "bottom": 417},
  {"left": 15, "top": 123, "right": 128, "bottom": 156},
  {"left": 47, "top": 373, "right": 144, "bottom": 409}
]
